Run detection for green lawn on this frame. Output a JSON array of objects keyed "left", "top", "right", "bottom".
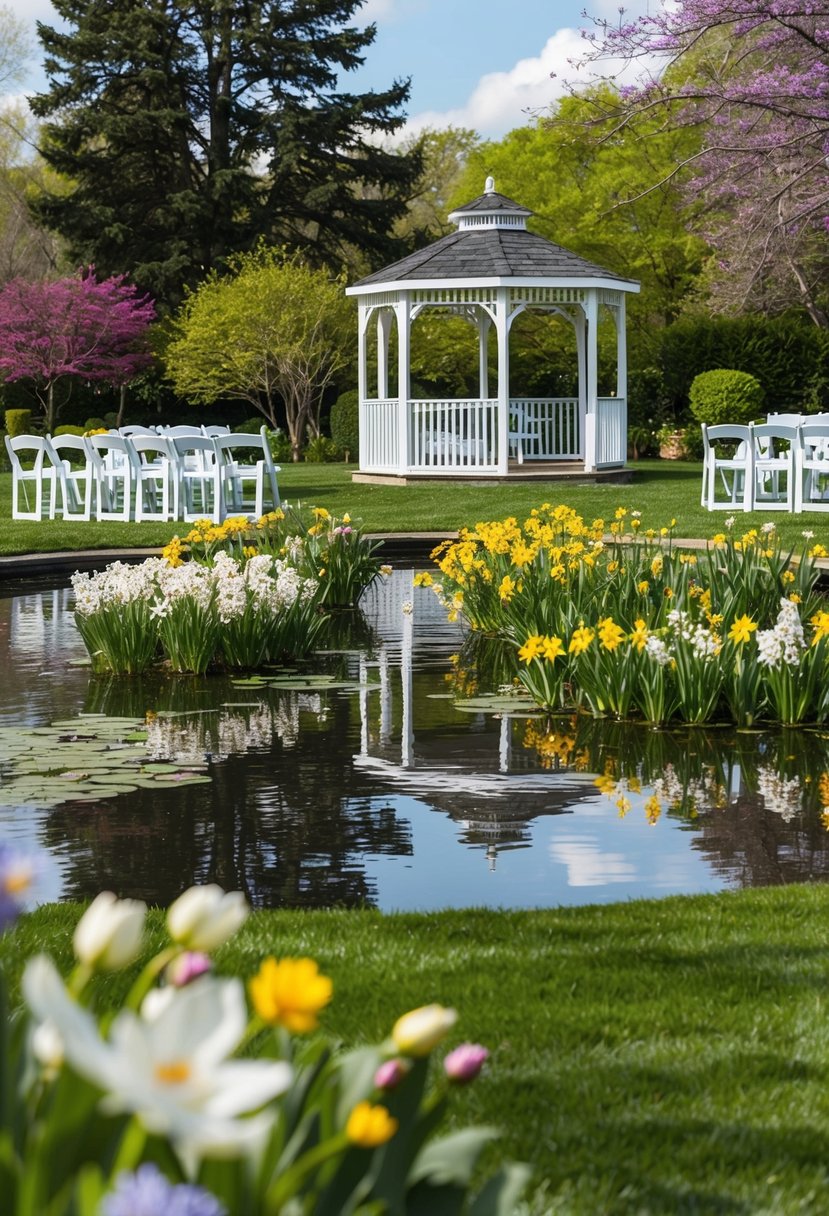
[
  {"left": 2, "top": 461, "right": 829, "bottom": 556},
  {"left": 5, "top": 886, "right": 829, "bottom": 1214}
]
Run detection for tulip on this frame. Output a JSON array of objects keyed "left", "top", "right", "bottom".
[
  {"left": 166, "top": 951, "right": 212, "bottom": 988},
  {"left": 391, "top": 1004, "right": 457, "bottom": 1057},
  {"left": 345, "top": 1100, "right": 398, "bottom": 1148},
  {"left": 167, "top": 885, "right": 248, "bottom": 952},
  {"left": 443, "top": 1042, "right": 489, "bottom": 1084},
  {"left": 73, "top": 891, "right": 146, "bottom": 971},
  {"left": 249, "top": 956, "right": 332, "bottom": 1033},
  {"left": 373, "top": 1057, "right": 410, "bottom": 1091}
]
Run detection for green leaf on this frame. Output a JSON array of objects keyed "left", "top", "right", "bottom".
[
  {"left": 73, "top": 1164, "right": 107, "bottom": 1216},
  {"left": 467, "top": 1164, "right": 533, "bottom": 1216},
  {"left": 409, "top": 1127, "right": 499, "bottom": 1189}
]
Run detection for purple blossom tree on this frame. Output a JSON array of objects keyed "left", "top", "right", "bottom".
[
  {"left": 576, "top": 2, "right": 829, "bottom": 323},
  {"left": 0, "top": 269, "right": 156, "bottom": 430}
]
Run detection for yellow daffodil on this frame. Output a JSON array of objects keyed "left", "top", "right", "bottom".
[
  {"left": 629, "top": 619, "right": 649, "bottom": 652},
  {"left": 518, "top": 636, "right": 544, "bottom": 664},
  {"left": 249, "top": 956, "right": 333, "bottom": 1033},
  {"left": 346, "top": 1101, "right": 398, "bottom": 1148},
  {"left": 569, "top": 625, "right": 595, "bottom": 655},
  {"left": 597, "top": 617, "right": 625, "bottom": 652},
  {"left": 541, "top": 635, "right": 565, "bottom": 662},
  {"left": 728, "top": 615, "right": 757, "bottom": 645}
]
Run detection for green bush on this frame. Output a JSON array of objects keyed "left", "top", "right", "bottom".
[
  {"left": 234, "top": 417, "right": 267, "bottom": 435},
  {"left": 53, "top": 425, "right": 87, "bottom": 437},
  {"left": 5, "top": 409, "right": 33, "bottom": 438},
  {"left": 303, "top": 435, "right": 340, "bottom": 463},
  {"left": 330, "top": 389, "right": 358, "bottom": 460},
  {"left": 688, "top": 369, "right": 764, "bottom": 427},
  {"left": 83, "top": 416, "right": 108, "bottom": 431},
  {"left": 233, "top": 419, "right": 292, "bottom": 463}
]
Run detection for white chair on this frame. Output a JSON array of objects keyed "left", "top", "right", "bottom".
[
  {"left": 752, "top": 422, "right": 798, "bottom": 511},
  {"left": 171, "top": 435, "right": 223, "bottom": 522},
  {"left": 212, "top": 428, "right": 281, "bottom": 519},
  {"left": 4, "top": 434, "right": 61, "bottom": 520},
  {"left": 202, "top": 425, "right": 232, "bottom": 438},
  {"left": 46, "top": 434, "right": 95, "bottom": 521},
  {"left": 795, "top": 421, "right": 829, "bottom": 512},
  {"left": 766, "top": 412, "right": 804, "bottom": 427},
  {"left": 130, "top": 434, "right": 178, "bottom": 522},
  {"left": 701, "top": 423, "right": 754, "bottom": 511},
  {"left": 85, "top": 433, "right": 137, "bottom": 521},
  {"left": 119, "top": 425, "right": 159, "bottom": 438}
]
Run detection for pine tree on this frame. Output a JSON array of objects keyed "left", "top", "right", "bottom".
[{"left": 30, "top": 0, "right": 421, "bottom": 309}]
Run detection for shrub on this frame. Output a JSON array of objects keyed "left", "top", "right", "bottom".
[
  {"left": 304, "top": 434, "right": 340, "bottom": 463},
  {"left": 53, "top": 424, "right": 86, "bottom": 437},
  {"left": 330, "top": 388, "right": 358, "bottom": 459},
  {"left": 5, "top": 408, "right": 33, "bottom": 437},
  {"left": 83, "top": 416, "right": 108, "bottom": 431},
  {"left": 688, "top": 368, "right": 764, "bottom": 427}
]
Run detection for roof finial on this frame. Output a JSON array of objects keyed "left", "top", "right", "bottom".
[{"left": 484, "top": 175, "right": 495, "bottom": 194}]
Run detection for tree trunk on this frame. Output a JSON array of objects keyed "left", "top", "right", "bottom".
[
  {"left": 46, "top": 381, "right": 55, "bottom": 433},
  {"left": 115, "top": 383, "right": 127, "bottom": 428}
]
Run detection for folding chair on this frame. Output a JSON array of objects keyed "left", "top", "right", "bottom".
[
  {"left": 752, "top": 422, "right": 798, "bottom": 512},
  {"left": 795, "top": 421, "right": 829, "bottom": 513},
  {"left": 700, "top": 424, "right": 754, "bottom": 511},
  {"left": 47, "top": 434, "right": 95, "bottom": 521},
  {"left": 171, "top": 435, "right": 223, "bottom": 522},
  {"left": 4, "top": 434, "right": 61, "bottom": 520},
  {"left": 212, "top": 428, "right": 281, "bottom": 519},
  {"left": 86, "top": 433, "right": 137, "bottom": 521},
  {"left": 130, "top": 434, "right": 178, "bottom": 521}
]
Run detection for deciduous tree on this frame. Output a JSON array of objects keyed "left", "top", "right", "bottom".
[
  {"left": 165, "top": 246, "right": 352, "bottom": 460},
  {"left": 30, "top": 0, "right": 422, "bottom": 309},
  {"left": 0, "top": 270, "right": 156, "bottom": 430}
]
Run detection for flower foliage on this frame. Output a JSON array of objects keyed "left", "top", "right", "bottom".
[
  {"left": 425, "top": 504, "right": 829, "bottom": 725},
  {"left": 1, "top": 880, "right": 528, "bottom": 1216}
]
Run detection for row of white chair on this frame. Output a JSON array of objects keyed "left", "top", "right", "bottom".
[
  {"left": 701, "top": 419, "right": 829, "bottom": 512},
  {"left": 5, "top": 427, "right": 281, "bottom": 524}
]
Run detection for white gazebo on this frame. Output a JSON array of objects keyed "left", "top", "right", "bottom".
[{"left": 346, "top": 178, "right": 640, "bottom": 481}]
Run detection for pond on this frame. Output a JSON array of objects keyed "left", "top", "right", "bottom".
[{"left": 3, "top": 570, "right": 829, "bottom": 912}]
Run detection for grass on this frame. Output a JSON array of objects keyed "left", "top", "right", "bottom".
[
  {"left": 6, "top": 886, "right": 829, "bottom": 1213},
  {"left": 2, "top": 461, "right": 829, "bottom": 556}
]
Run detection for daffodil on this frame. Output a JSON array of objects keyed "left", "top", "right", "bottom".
[
  {"left": 346, "top": 1101, "right": 398, "bottom": 1147},
  {"left": 249, "top": 957, "right": 333, "bottom": 1033},
  {"left": 728, "top": 615, "right": 758, "bottom": 645}
]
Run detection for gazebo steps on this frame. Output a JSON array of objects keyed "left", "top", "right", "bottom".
[{"left": 352, "top": 462, "right": 633, "bottom": 488}]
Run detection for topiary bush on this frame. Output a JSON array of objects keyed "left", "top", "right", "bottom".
[
  {"left": 5, "top": 409, "right": 33, "bottom": 438},
  {"left": 688, "top": 368, "right": 764, "bottom": 427},
  {"left": 330, "top": 389, "right": 358, "bottom": 460}
]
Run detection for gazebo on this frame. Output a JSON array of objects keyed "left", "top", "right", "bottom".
[{"left": 346, "top": 178, "right": 640, "bottom": 482}]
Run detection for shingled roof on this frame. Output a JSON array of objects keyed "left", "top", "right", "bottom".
[{"left": 353, "top": 226, "right": 632, "bottom": 288}]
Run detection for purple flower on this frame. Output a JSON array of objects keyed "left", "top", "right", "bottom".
[
  {"left": 101, "top": 1164, "right": 225, "bottom": 1216},
  {"left": 374, "top": 1057, "right": 411, "bottom": 1091},
  {"left": 166, "top": 950, "right": 212, "bottom": 987},
  {"left": 0, "top": 844, "right": 36, "bottom": 932},
  {"left": 443, "top": 1043, "right": 489, "bottom": 1085}
]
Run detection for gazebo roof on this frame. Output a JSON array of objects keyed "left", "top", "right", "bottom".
[{"left": 350, "top": 178, "right": 638, "bottom": 293}]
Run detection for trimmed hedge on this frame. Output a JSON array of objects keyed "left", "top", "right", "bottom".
[
  {"left": 5, "top": 409, "right": 33, "bottom": 438},
  {"left": 688, "top": 368, "right": 764, "bottom": 426},
  {"left": 330, "top": 389, "right": 358, "bottom": 460}
]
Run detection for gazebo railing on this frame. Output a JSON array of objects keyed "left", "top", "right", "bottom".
[
  {"left": 359, "top": 399, "right": 399, "bottom": 471},
  {"left": 595, "top": 397, "right": 627, "bottom": 467},
  {"left": 509, "top": 398, "right": 580, "bottom": 461},
  {"left": 410, "top": 398, "right": 499, "bottom": 470}
]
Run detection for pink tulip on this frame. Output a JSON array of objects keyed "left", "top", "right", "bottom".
[
  {"left": 443, "top": 1043, "right": 489, "bottom": 1084},
  {"left": 166, "top": 951, "right": 212, "bottom": 987},
  {"left": 374, "top": 1057, "right": 411, "bottom": 1090}
]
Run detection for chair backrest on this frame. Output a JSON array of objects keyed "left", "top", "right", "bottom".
[
  {"left": 164, "top": 425, "right": 205, "bottom": 438},
  {"left": 752, "top": 422, "right": 799, "bottom": 447},
  {"left": 767, "top": 412, "right": 803, "bottom": 427},
  {"left": 119, "top": 425, "right": 158, "bottom": 437},
  {"left": 5, "top": 434, "right": 53, "bottom": 472},
  {"left": 703, "top": 423, "right": 753, "bottom": 449},
  {"left": 172, "top": 434, "right": 218, "bottom": 464},
  {"left": 130, "top": 434, "right": 176, "bottom": 463},
  {"left": 48, "top": 433, "right": 89, "bottom": 457},
  {"left": 797, "top": 421, "right": 829, "bottom": 458},
  {"left": 202, "top": 425, "right": 232, "bottom": 437},
  {"left": 212, "top": 431, "right": 268, "bottom": 462}
]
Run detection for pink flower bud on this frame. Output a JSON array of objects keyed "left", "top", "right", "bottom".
[
  {"left": 166, "top": 950, "right": 212, "bottom": 987},
  {"left": 443, "top": 1042, "right": 489, "bottom": 1084},
  {"left": 374, "top": 1057, "right": 411, "bottom": 1091}
]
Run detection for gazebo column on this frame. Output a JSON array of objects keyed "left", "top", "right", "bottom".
[
  {"left": 477, "top": 312, "right": 491, "bottom": 398},
  {"left": 357, "top": 304, "right": 369, "bottom": 467},
  {"left": 395, "top": 295, "right": 411, "bottom": 473},
  {"left": 376, "top": 309, "right": 392, "bottom": 399},
  {"left": 615, "top": 296, "right": 627, "bottom": 400},
  {"left": 583, "top": 293, "right": 599, "bottom": 473},
  {"left": 495, "top": 288, "right": 509, "bottom": 475}
]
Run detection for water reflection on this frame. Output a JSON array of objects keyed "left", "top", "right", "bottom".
[{"left": 2, "top": 572, "right": 829, "bottom": 910}]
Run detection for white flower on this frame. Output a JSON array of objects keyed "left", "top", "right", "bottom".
[
  {"left": 725, "top": 516, "right": 735, "bottom": 529},
  {"left": 401, "top": 601, "right": 413, "bottom": 616},
  {"left": 167, "top": 885, "right": 248, "bottom": 952},
  {"left": 392, "top": 1004, "right": 458, "bottom": 1056},
  {"left": 22, "top": 956, "right": 292, "bottom": 1169},
  {"left": 74, "top": 892, "right": 146, "bottom": 971}
]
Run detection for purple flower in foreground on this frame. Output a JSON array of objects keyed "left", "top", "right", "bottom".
[
  {"left": 166, "top": 950, "right": 212, "bottom": 987},
  {"left": 0, "top": 844, "right": 36, "bottom": 932},
  {"left": 101, "top": 1164, "right": 225, "bottom": 1216},
  {"left": 443, "top": 1043, "right": 489, "bottom": 1085},
  {"left": 374, "top": 1057, "right": 411, "bottom": 1091}
]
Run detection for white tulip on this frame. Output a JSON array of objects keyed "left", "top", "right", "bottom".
[
  {"left": 73, "top": 891, "right": 146, "bottom": 970},
  {"left": 392, "top": 1004, "right": 458, "bottom": 1057},
  {"left": 22, "top": 955, "right": 292, "bottom": 1168},
  {"left": 167, "top": 885, "right": 248, "bottom": 952}
]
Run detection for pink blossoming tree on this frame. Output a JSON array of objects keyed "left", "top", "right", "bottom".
[
  {"left": 575, "top": 2, "right": 829, "bottom": 323},
  {"left": 0, "top": 269, "right": 156, "bottom": 430}
]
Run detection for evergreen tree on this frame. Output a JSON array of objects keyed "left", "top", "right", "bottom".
[{"left": 30, "top": 0, "right": 421, "bottom": 309}]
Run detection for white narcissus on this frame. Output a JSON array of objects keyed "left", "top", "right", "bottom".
[
  {"left": 23, "top": 956, "right": 292, "bottom": 1169},
  {"left": 166, "top": 885, "right": 249, "bottom": 952},
  {"left": 391, "top": 1004, "right": 458, "bottom": 1057},
  {"left": 73, "top": 891, "right": 147, "bottom": 971}
]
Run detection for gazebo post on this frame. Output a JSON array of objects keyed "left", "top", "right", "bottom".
[
  {"left": 583, "top": 293, "right": 599, "bottom": 473},
  {"left": 396, "top": 295, "right": 411, "bottom": 473},
  {"left": 495, "top": 288, "right": 509, "bottom": 475},
  {"left": 615, "top": 295, "right": 627, "bottom": 400},
  {"left": 377, "top": 309, "right": 392, "bottom": 399},
  {"left": 477, "top": 312, "right": 491, "bottom": 398}
]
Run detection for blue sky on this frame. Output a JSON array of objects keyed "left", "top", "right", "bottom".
[{"left": 6, "top": 0, "right": 651, "bottom": 139}]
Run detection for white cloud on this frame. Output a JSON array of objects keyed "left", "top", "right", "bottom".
[
  {"left": 358, "top": 0, "right": 397, "bottom": 18},
  {"left": 548, "top": 836, "right": 638, "bottom": 887},
  {"left": 402, "top": 27, "right": 647, "bottom": 140}
]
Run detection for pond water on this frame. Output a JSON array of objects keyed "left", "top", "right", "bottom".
[{"left": 3, "top": 570, "right": 829, "bottom": 912}]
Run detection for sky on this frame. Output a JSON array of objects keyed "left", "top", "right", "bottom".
[{"left": 4, "top": 0, "right": 652, "bottom": 141}]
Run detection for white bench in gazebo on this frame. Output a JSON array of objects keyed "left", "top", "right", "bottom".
[{"left": 346, "top": 179, "right": 640, "bottom": 481}]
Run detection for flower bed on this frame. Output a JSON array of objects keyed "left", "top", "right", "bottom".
[
  {"left": 72, "top": 508, "right": 388, "bottom": 674},
  {"left": 420, "top": 505, "right": 829, "bottom": 726}
]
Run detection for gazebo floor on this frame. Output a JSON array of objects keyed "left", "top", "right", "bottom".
[{"left": 352, "top": 461, "right": 633, "bottom": 488}]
